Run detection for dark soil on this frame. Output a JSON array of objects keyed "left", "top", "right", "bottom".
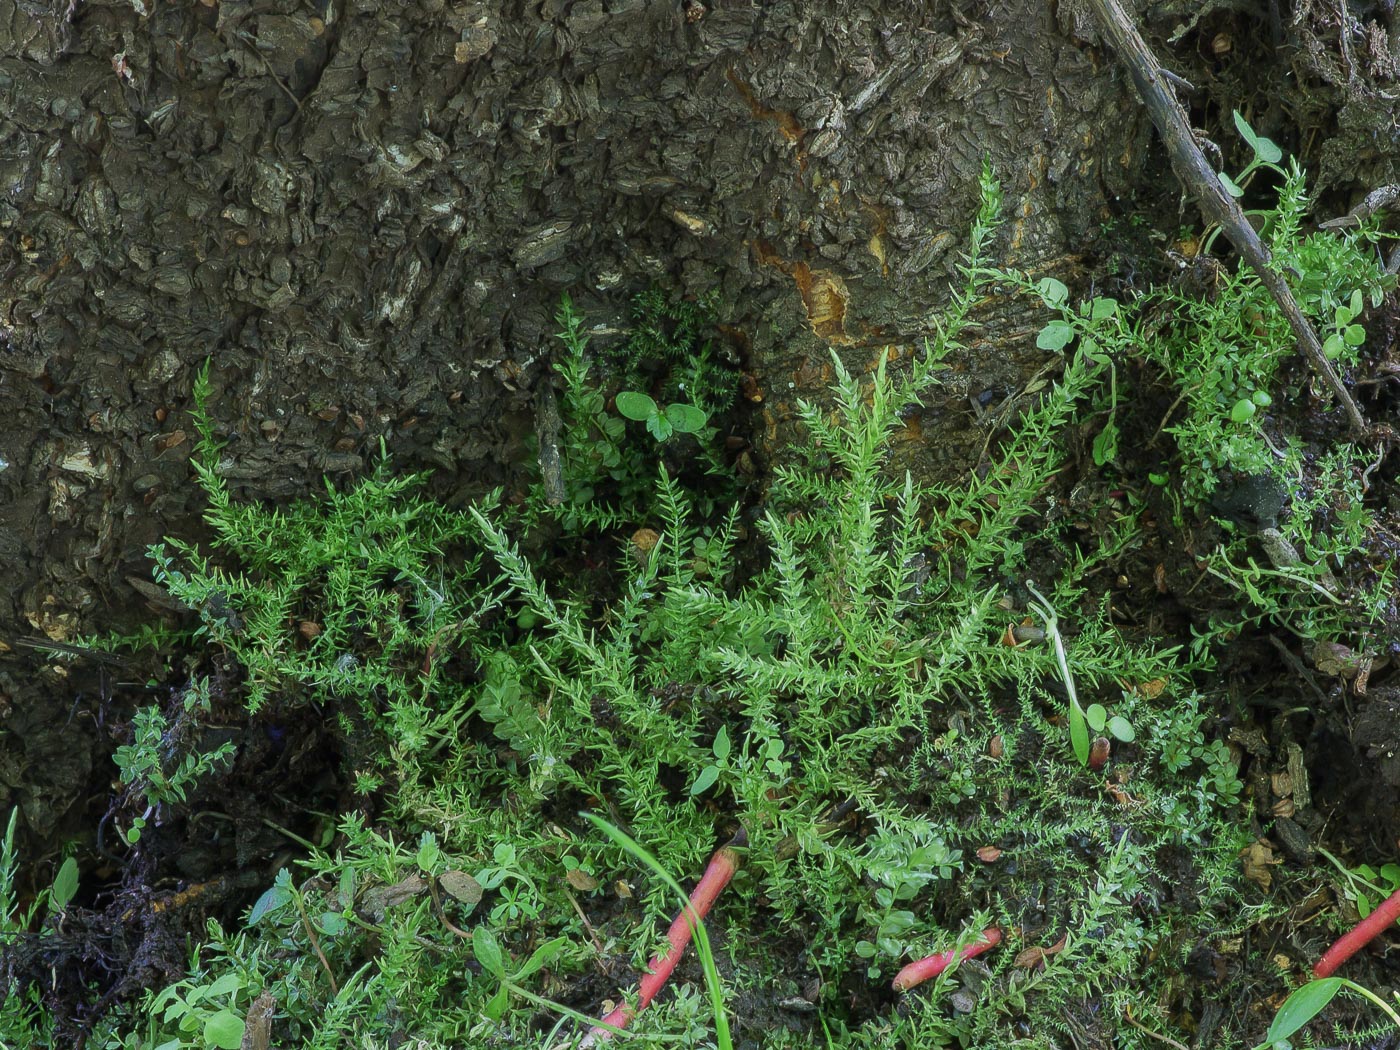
[{"left": 4, "top": 0, "right": 1400, "bottom": 1044}]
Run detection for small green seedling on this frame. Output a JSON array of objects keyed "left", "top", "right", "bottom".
[
  {"left": 148, "top": 971, "right": 250, "bottom": 1050},
  {"left": 113, "top": 691, "right": 235, "bottom": 844},
  {"left": 1218, "top": 110, "right": 1284, "bottom": 199},
  {"left": 614, "top": 391, "right": 708, "bottom": 442},
  {"left": 1318, "top": 848, "right": 1400, "bottom": 920},
  {"left": 690, "top": 725, "right": 731, "bottom": 796},
  {"left": 1085, "top": 703, "right": 1134, "bottom": 744},
  {"left": 47, "top": 857, "right": 78, "bottom": 918},
  {"left": 1024, "top": 582, "right": 1091, "bottom": 767},
  {"left": 1027, "top": 278, "right": 1124, "bottom": 466},
  {"left": 473, "top": 927, "right": 571, "bottom": 1022},
  {"left": 1323, "top": 289, "right": 1369, "bottom": 360}
]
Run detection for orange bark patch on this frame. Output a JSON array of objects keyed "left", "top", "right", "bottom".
[
  {"left": 790, "top": 262, "right": 849, "bottom": 341},
  {"left": 725, "top": 70, "right": 803, "bottom": 143}
]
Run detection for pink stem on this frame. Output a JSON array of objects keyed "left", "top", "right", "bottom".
[
  {"left": 892, "top": 927, "right": 1002, "bottom": 992},
  {"left": 586, "top": 829, "right": 747, "bottom": 1044},
  {"left": 1314, "top": 884, "right": 1400, "bottom": 977}
]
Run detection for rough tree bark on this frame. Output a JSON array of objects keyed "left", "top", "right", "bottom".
[{"left": 0, "top": 0, "right": 1396, "bottom": 837}]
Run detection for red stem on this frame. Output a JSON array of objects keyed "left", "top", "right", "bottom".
[
  {"left": 586, "top": 829, "right": 747, "bottom": 1043},
  {"left": 1314, "top": 884, "right": 1400, "bottom": 977},
  {"left": 891, "top": 927, "right": 1002, "bottom": 992}
]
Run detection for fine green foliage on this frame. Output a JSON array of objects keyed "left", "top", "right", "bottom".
[
  {"left": 1153, "top": 148, "right": 1395, "bottom": 649},
  {"left": 1143, "top": 162, "right": 1392, "bottom": 502},
  {"left": 155, "top": 364, "right": 502, "bottom": 765},
  {"left": 610, "top": 286, "right": 733, "bottom": 421},
  {"left": 1015, "top": 118, "right": 1396, "bottom": 657},
  {"left": 531, "top": 290, "right": 737, "bottom": 534},
  {"left": 14, "top": 165, "right": 1262, "bottom": 1049},
  {"left": 112, "top": 689, "right": 235, "bottom": 844},
  {"left": 0, "top": 810, "right": 64, "bottom": 1047}
]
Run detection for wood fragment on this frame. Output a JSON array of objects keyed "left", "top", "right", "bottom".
[{"left": 535, "top": 379, "right": 566, "bottom": 507}]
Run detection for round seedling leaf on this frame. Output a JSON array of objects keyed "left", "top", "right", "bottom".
[
  {"left": 207, "top": 973, "right": 243, "bottom": 997},
  {"left": 1086, "top": 703, "right": 1108, "bottom": 733},
  {"left": 1036, "top": 319, "right": 1075, "bottom": 351},
  {"left": 1254, "top": 136, "right": 1283, "bottom": 164},
  {"left": 1035, "top": 277, "right": 1070, "bottom": 308},
  {"left": 1218, "top": 171, "right": 1245, "bottom": 198},
  {"left": 1230, "top": 398, "right": 1256, "bottom": 423},
  {"left": 615, "top": 391, "right": 658, "bottom": 421},
  {"left": 1107, "top": 715, "right": 1135, "bottom": 743},
  {"left": 1088, "top": 297, "right": 1118, "bottom": 320},
  {"left": 204, "top": 1010, "right": 245, "bottom": 1050},
  {"left": 664, "top": 403, "right": 708, "bottom": 434}
]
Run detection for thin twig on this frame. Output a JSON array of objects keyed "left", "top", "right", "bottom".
[
  {"left": 427, "top": 878, "right": 473, "bottom": 941},
  {"left": 1123, "top": 1009, "right": 1191, "bottom": 1050},
  {"left": 293, "top": 889, "right": 339, "bottom": 995},
  {"left": 1083, "top": 0, "right": 1369, "bottom": 436}
]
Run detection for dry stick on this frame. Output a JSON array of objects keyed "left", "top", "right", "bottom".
[
  {"left": 1313, "top": 882, "right": 1400, "bottom": 977},
  {"left": 292, "top": 888, "right": 339, "bottom": 995},
  {"left": 1123, "top": 1009, "right": 1192, "bottom": 1050},
  {"left": 1083, "top": 0, "right": 1368, "bottom": 437}
]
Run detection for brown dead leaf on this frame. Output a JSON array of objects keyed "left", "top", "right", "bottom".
[
  {"left": 1240, "top": 839, "right": 1280, "bottom": 891},
  {"left": 356, "top": 874, "right": 428, "bottom": 922},
  {"left": 565, "top": 867, "right": 600, "bottom": 892},
  {"left": 1015, "top": 946, "right": 1047, "bottom": 969},
  {"left": 438, "top": 870, "right": 483, "bottom": 908},
  {"left": 1122, "top": 677, "right": 1167, "bottom": 699},
  {"left": 976, "top": 846, "right": 1003, "bottom": 863},
  {"left": 1013, "top": 932, "right": 1066, "bottom": 970}
]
